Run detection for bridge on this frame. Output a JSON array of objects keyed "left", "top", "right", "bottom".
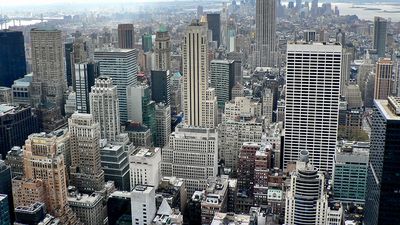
[{"left": 0, "top": 15, "right": 49, "bottom": 29}]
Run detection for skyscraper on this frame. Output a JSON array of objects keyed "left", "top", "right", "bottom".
[
  {"left": 373, "top": 17, "right": 387, "bottom": 57},
  {"left": 365, "top": 97, "right": 400, "bottom": 225},
  {"left": 68, "top": 112, "right": 105, "bottom": 193},
  {"left": 12, "top": 132, "right": 79, "bottom": 224},
  {"left": 0, "top": 30, "right": 26, "bottom": 87},
  {"left": 65, "top": 42, "right": 74, "bottom": 87},
  {"left": 30, "top": 29, "right": 66, "bottom": 113},
  {"left": 210, "top": 60, "right": 235, "bottom": 108},
  {"left": 207, "top": 13, "right": 221, "bottom": 46},
  {"left": 154, "top": 103, "right": 171, "bottom": 148},
  {"left": 151, "top": 70, "right": 171, "bottom": 105},
  {"left": 94, "top": 48, "right": 138, "bottom": 123},
  {"left": 142, "top": 34, "right": 153, "bottom": 52},
  {"left": 90, "top": 77, "right": 121, "bottom": 142},
  {"left": 0, "top": 161, "right": 13, "bottom": 222},
  {"left": 161, "top": 126, "right": 218, "bottom": 195},
  {"left": 74, "top": 61, "right": 100, "bottom": 113},
  {"left": 131, "top": 186, "right": 156, "bottom": 225},
  {"left": 182, "top": 20, "right": 217, "bottom": 128},
  {"left": 154, "top": 28, "right": 171, "bottom": 71},
  {"left": 0, "top": 194, "right": 10, "bottom": 225},
  {"left": 118, "top": 24, "right": 135, "bottom": 49},
  {"left": 374, "top": 58, "right": 393, "bottom": 100},
  {"left": 284, "top": 42, "right": 342, "bottom": 173},
  {"left": 256, "top": 0, "right": 277, "bottom": 67}
]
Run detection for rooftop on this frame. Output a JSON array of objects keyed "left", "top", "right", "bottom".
[
  {"left": 375, "top": 99, "right": 400, "bottom": 120},
  {"left": 0, "top": 104, "right": 16, "bottom": 115},
  {"left": 131, "top": 147, "right": 160, "bottom": 158}
]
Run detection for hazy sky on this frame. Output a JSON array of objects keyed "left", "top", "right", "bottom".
[{"left": 0, "top": 0, "right": 163, "bottom": 6}]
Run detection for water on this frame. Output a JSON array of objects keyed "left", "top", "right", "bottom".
[{"left": 1, "top": 20, "right": 46, "bottom": 29}]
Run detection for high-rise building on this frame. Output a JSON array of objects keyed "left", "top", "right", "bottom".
[
  {"left": 207, "top": 13, "right": 221, "bottom": 46},
  {"left": 0, "top": 194, "right": 10, "bottom": 225},
  {"left": 14, "top": 202, "right": 46, "bottom": 225},
  {"left": 5, "top": 146, "right": 24, "bottom": 178},
  {"left": 0, "top": 30, "right": 26, "bottom": 87},
  {"left": 161, "top": 126, "right": 218, "bottom": 195},
  {"left": 90, "top": 77, "right": 121, "bottom": 142},
  {"left": 365, "top": 97, "right": 400, "bottom": 225},
  {"left": 118, "top": 24, "right": 135, "bottom": 49},
  {"left": 67, "top": 190, "right": 104, "bottom": 225},
  {"left": 0, "top": 104, "right": 39, "bottom": 159},
  {"left": 74, "top": 61, "right": 100, "bottom": 113},
  {"left": 210, "top": 60, "right": 235, "bottom": 108},
  {"left": 154, "top": 28, "right": 171, "bottom": 71},
  {"left": 374, "top": 58, "right": 393, "bottom": 100},
  {"left": 129, "top": 147, "right": 161, "bottom": 190},
  {"left": 11, "top": 73, "right": 32, "bottom": 105},
  {"left": 284, "top": 42, "right": 342, "bottom": 173},
  {"left": 142, "top": 34, "right": 153, "bottom": 52},
  {"left": 303, "top": 30, "right": 316, "bottom": 42},
  {"left": 0, "top": 87, "right": 12, "bottom": 104},
  {"left": 284, "top": 150, "right": 329, "bottom": 225},
  {"left": 65, "top": 42, "right": 74, "bottom": 87},
  {"left": 373, "top": 17, "right": 387, "bottom": 57},
  {"left": 0, "top": 161, "right": 13, "bottom": 223},
  {"left": 131, "top": 185, "right": 156, "bottom": 225},
  {"left": 107, "top": 191, "right": 132, "bottom": 225},
  {"left": 333, "top": 141, "right": 369, "bottom": 204},
  {"left": 340, "top": 51, "right": 352, "bottom": 95},
  {"left": 30, "top": 29, "right": 66, "bottom": 113},
  {"left": 182, "top": 20, "right": 217, "bottom": 128},
  {"left": 154, "top": 103, "right": 171, "bottom": 148},
  {"left": 12, "top": 132, "right": 79, "bottom": 224},
  {"left": 151, "top": 70, "right": 171, "bottom": 105},
  {"left": 256, "top": 0, "right": 277, "bottom": 67},
  {"left": 170, "top": 72, "right": 183, "bottom": 114},
  {"left": 262, "top": 89, "right": 273, "bottom": 124},
  {"left": 69, "top": 113, "right": 105, "bottom": 192},
  {"left": 125, "top": 122, "right": 153, "bottom": 147},
  {"left": 94, "top": 48, "right": 138, "bottom": 123}
]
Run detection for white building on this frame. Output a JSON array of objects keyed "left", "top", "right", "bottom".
[
  {"left": 131, "top": 185, "right": 156, "bottom": 225},
  {"left": 154, "top": 103, "right": 171, "bottom": 148},
  {"left": 161, "top": 126, "right": 218, "bottom": 195},
  {"left": 90, "top": 76, "right": 121, "bottom": 142},
  {"left": 127, "top": 85, "right": 148, "bottom": 123},
  {"left": 129, "top": 147, "right": 161, "bottom": 190},
  {"left": 224, "top": 97, "right": 262, "bottom": 121},
  {"left": 94, "top": 48, "right": 138, "bottom": 123},
  {"left": 284, "top": 42, "right": 342, "bottom": 173}
]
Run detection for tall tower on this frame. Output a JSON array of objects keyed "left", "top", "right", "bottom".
[
  {"left": 182, "top": 19, "right": 217, "bottom": 128},
  {"left": 30, "top": 29, "right": 66, "bottom": 111},
  {"left": 256, "top": 0, "right": 277, "bottom": 67},
  {"left": 373, "top": 17, "right": 387, "bottom": 58},
  {"left": 364, "top": 97, "right": 400, "bottom": 225},
  {"left": 210, "top": 59, "right": 235, "bottom": 108},
  {"left": 374, "top": 58, "right": 393, "bottom": 100},
  {"left": 118, "top": 24, "right": 135, "bottom": 49},
  {"left": 154, "top": 103, "right": 171, "bottom": 148},
  {"left": 154, "top": 28, "right": 171, "bottom": 71},
  {"left": 90, "top": 77, "right": 121, "bottom": 142},
  {"left": 74, "top": 61, "right": 100, "bottom": 113},
  {"left": 13, "top": 132, "right": 79, "bottom": 224},
  {"left": 94, "top": 48, "right": 138, "bottom": 123},
  {"left": 284, "top": 42, "right": 342, "bottom": 173},
  {"left": 68, "top": 112, "right": 104, "bottom": 193},
  {"left": 0, "top": 30, "right": 26, "bottom": 87},
  {"left": 206, "top": 13, "right": 221, "bottom": 47}
]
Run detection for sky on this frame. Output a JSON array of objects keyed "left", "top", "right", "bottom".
[{"left": 0, "top": 0, "right": 165, "bottom": 6}]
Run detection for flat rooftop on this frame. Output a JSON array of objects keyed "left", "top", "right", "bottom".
[{"left": 375, "top": 98, "right": 400, "bottom": 121}]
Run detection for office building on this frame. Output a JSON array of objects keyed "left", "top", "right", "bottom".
[
  {"left": 94, "top": 48, "right": 138, "bottom": 123},
  {"left": 373, "top": 17, "right": 387, "bottom": 57},
  {"left": 284, "top": 42, "right": 342, "bottom": 173},
  {"left": 142, "top": 34, "right": 153, "bottom": 52},
  {"left": 101, "top": 143, "right": 131, "bottom": 191},
  {"left": 30, "top": 29, "right": 65, "bottom": 113},
  {"left": 74, "top": 61, "right": 100, "bottom": 113},
  {"left": 107, "top": 191, "right": 132, "bottom": 225},
  {"left": 0, "top": 161, "right": 13, "bottom": 223},
  {"left": 333, "top": 141, "right": 369, "bottom": 204},
  {"left": 201, "top": 176, "right": 229, "bottom": 224},
  {"left": 182, "top": 20, "right": 217, "bottom": 128},
  {"left": 0, "top": 30, "right": 26, "bottom": 87},
  {"left": 207, "top": 13, "right": 221, "bottom": 46},
  {"left": 284, "top": 150, "right": 329, "bottom": 225},
  {"left": 161, "top": 126, "right": 218, "bottom": 195},
  {"left": 210, "top": 60, "right": 235, "bottom": 108},
  {"left": 69, "top": 113, "right": 105, "bottom": 192},
  {"left": 170, "top": 72, "right": 183, "bottom": 113},
  {"left": 11, "top": 73, "right": 32, "bottom": 105},
  {"left": 155, "top": 177, "right": 187, "bottom": 212},
  {"left": 131, "top": 185, "right": 156, "bottom": 225},
  {"left": 365, "top": 97, "right": 400, "bottom": 225},
  {"left": 374, "top": 58, "right": 393, "bottom": 100},
  {"left": 118, "top": 24, "right": 135, "bottom": 49},
  {"left": 90, "top": 77, "right": 121, "bottom": 142},
  {"left": 304, "top": 30, "right": 316, "bottom": 42},
  {"left": 129, "top": 147, "right": 161, "bottom": 190},
  {"left": 223, "top": 97, "right": 262, "bottom": 121},
  {"left": 14, "top": 202, "right": 46, "bottom": 225},
  {"left": 151, "top": 70, "right": 171, "bottom": 105},
  {"left": 154, "top": 103, "right": 171, "bottom": 147},
  {"left": 12, "top": 132, "right": 79, "bottom": 224},
  {"left": 0, "top": 194, "right": 10, "bottom": 225},
  {"left": 125, "top": 122, "right": 153, "bottom": 147},
  {"left": 65, "top": 42, "right": 74, "bottom": 87},
  {"left": 256, "top": 0, "right": 277, "bottom": 67},
  {"left": 262, "top": 88, "right": 273, "bottom": 124},
  {"left": 67, "top": 190, "right": 104, "bottom": 225},
  {"left": 0, "top": 104, "right": 39, "bottom": 159},
  {"left": 154, "top": 28, "right": 171, "bottom": 71},
  {"left": 5, "top": 146, "right": 24, "bottom": 178},
  {"left": 0, "top": 87, "right": 12, "bottom": 104}
]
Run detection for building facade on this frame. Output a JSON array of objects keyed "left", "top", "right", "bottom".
[
  {"left": 255, "top": 0, "right": 277, "bottom": 67},
  {"left": 374, "top": 58, "right": 393, "bottom": 100},
  {"left": 129, "top": 147, "right": 161, "bottom": 190},
  {"left": 118, "top": 24, "right": 135, "bottom": 49}
]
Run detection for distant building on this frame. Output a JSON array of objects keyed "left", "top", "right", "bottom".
[
  {"left": 256, "top": 0, "right": 277, "bottom": 67},
  {"left": 131, "top": 185, "right": 156, "bottom": 225},
  {"left": 210, "top": 60, "right": 236, "bottom": 108},
  {"left": 154, "top": 28, "right": 171, "bottom": 71},
  {"left": 129, "top": 147, "right": 161, "bottom": 190},
  {"left": 118, "top": 24, "right": 135, "bottom": 49},
  {"left": 142, "top": 34, "right": 153, "bottom": 52},
  {"left": 151, "top": 70, "right": 171, "bottom": 105},
  {"left": 207, "top": 13, "right": 221, "bottom": 46},
  {"left": 154, "top": 103, "right": 171, "bottom": 148},
  {"left": 0, "top": 87, "right": 12, "bottom": 104},
  {"left": 0, "top": 30, "right": 26, "bottom": 87},
  {"left": 5, "top": 146, "right": 24, "bottom": 178},
  {"left": 74, "top": 61, "right": 100, "bottom": 113},
  {"left": 0, "top": 104, "right": 39, "bottom": 159},
  {"left": 373, "top": 17, "right": 387, "bottom": 57},
  {"left": 374, "top": 58, "right": 393, "bottom": 100},
  {"left": 11, "top": 74, "right": 32, "bottom": 105}
]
